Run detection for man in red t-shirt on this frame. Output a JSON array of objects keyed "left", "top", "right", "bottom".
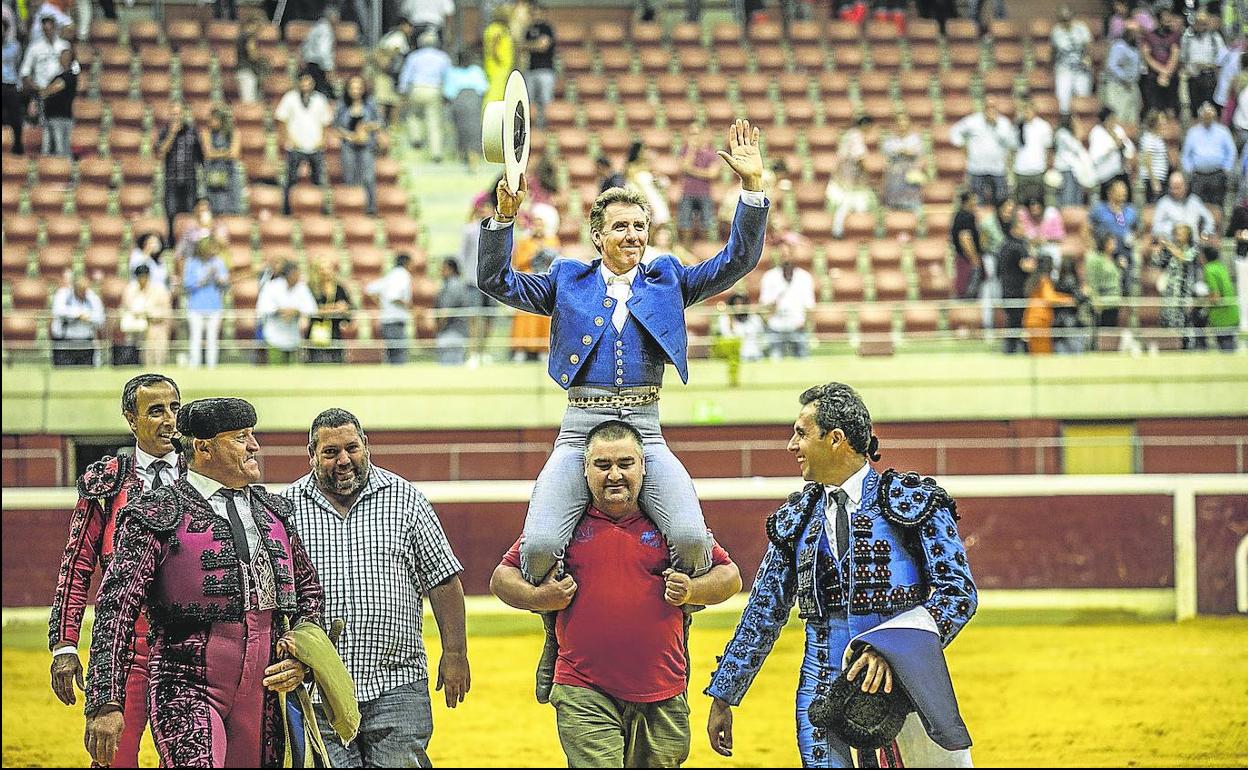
[{"left": 492, "top": 419, "right": 741, "bottom": 767}]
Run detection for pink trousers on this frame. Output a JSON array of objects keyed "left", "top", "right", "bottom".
[{"left": 92, "top": 634, "right": 150, "bottom": 769}]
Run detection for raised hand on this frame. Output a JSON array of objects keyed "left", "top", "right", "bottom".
[
  {"left": 494, "top": 173, "right": 527, "bottom": 221},
  {"left": 716, "top": 119, "right": 764, "bottom": 192}
]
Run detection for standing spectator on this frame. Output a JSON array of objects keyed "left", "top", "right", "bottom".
[
  {"left": 276, "top": 70, "right": 334, "bottom": 216},
  {"left": 1102, "top": 24, "right": 1144, "bottom": 126},
  {"left": 1052, "top": 5, "right": 1094, "bottom": 115},
  {"left": 402, "top": 0, "right": 453, "bottom": 43},
  {"left": 306, "top": 254, "right": 353, "bottom": 364},
  {"left": 174, "top": 198, "right": 226, "bottom": 270},
  {"left": 1052, "top": 256, "right": 1092, "bottom": 353},
  {"left": 373, "top": 18, "right": 412, "bottom": 127},
  {"left": 301, "top": 3, "right": 339, "bottom": 100},
  {"left": 646, "top": 221, "right": 694, "bottom": 264},
  {"left": 949, "top": 98, "right": 1017, "bottom": 205},
  {"left": 758, "top": 244, "right": 816, "bottom": 359},
  {"left": 1053, "top": 114, "right": 1095, "bottom": 206},
  {"left": 1234, "top": 72, "right": 1248, "bottom": 145},
  {"left": 1013, "top": 100, "right": 1053, "bottom": 206},
  {"left": 459, "top": 194, "right": 499, "bottom": 362},
  {"left": 1181, "top": 101, "right": 1237, "bottom": 208},
  {"left": 951, "top": 190, "right": 984, "bottom": 299},
  {"left": 1152, "top": 171, "right": 1216, "bottom": 240},
  {"left": 1203, "top": 246, "right": 1240, "bottom": 350},
  {"left": 1227, "top": 194, "right": 1248, "bottom": 337},
  {"left": 433, "top": 257, "right": 475, "bottom": 365},
  {"left": 1213, "top": 39, "right": 1244, "bottom": 115},
  {"left": 1090, "top": 178, "right": 1139, "bottom": 297},
  {"left": 1142, "top": 8, "right": 1182, "bottom": 117},
  {"left": 1022, "top": 253, "right": 1076, "bottom": 355},
  {"left": 214, "top": 0, "right": 237, "bottom": 22},
  {"left": 128, "top": 231, "right": 169, "bottom": 291},
  {"left": 50, "top": 273, "right": 104, "bottom": 366},
  {"left": 200, "top": 105, "right": 242, "bottom": 215},
  {"left": 120, "top": 264, "right": 172, "bottom": 366},
  {"left": 2, "top": 18, "right": 23, "bottom": 155},
  {"left": 482, "top": 5, "right": 512, "bottom": 104},
  {"left": 1017, "top": 196, "right": 1066, "bottom": 265},
  {"left": 366, "top": 252, "right": 416, "bottom": 365},
  {"left": 1105, "top": 0, "right": 1130, "bottom": 39},
  {"left": 596, "top": 154, "right": 626, "bottom": 192},
  {"left": 676, "top": 126, "right": 719, "bottom": 243},
  {"left": 880, "top": 113, "right": 924, "bottom": 210},
  {"left": 716, "top": 292, "right": 765, "bottom": 362},
  {"left": 1084, "top": 232, "right": 1124, "bottom": 347},
  {"left": 1130, "top": 2, "right": 1156, "bottom": 35},
  {"left": 182, "top": 236, "right": 229, "bottom": 368},
  {"left": 1181, "top": 11, "right": 1227, "bottom": 117},
  {"left": 1088, "top": 107, "right": 1136, "bottom": 198},
  {"left": 508, "top": 0, "right": 532, "bottom": 52},
  {"left": 1138, "top": 110, "right": 1172, "bottom": 203},
  {"left": 156, "top": 102, "right": 203, "bottom": 244},
  {"left": 234, "top": 18, "right": 269, "bottom": 104},
  {"left": 336, "top": 74, "right": 382, "bottom": 214},
  {"left": 626, "top": 141, "right": 671, "bottom": 227},
  {"left": 1153, "top": 223, "right": 1208, "bottom": 349},
  {"left": 19, "top": 15, "right": 68, "bottom": 98},
  {"left": 38, "top": 45, "right": 75, "bottom": 156},
  {"left": 256, "top": 260, "right": 318, "bottom": 364},
  {"left": 977, "top": 197, "right": 1016, "bottom": 326},
  {"left": 997, "top": 216, "right": 1037, "bottom": 354},
  {"left": 508, "top": 215, "right": 558, "bottom": 362},
  {"left": 523, "top": 1, "right": 555, "bottom": 128},
  {"left": 445, "top": 48, "right": 487, "bottom": 169},
  {"left": 398, "top": 30, "right": 450, "bottom": 162}
]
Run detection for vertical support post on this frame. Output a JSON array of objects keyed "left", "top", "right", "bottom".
[{"left": 1173, "top": 483, "right": 1198, "bottom": 621}]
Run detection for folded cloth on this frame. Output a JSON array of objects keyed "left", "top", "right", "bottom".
[{"left": 280, "top": 618, "right": 360, "bottom": 767}]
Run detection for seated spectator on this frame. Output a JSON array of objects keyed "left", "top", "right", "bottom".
[
  {"left": 509, "top": 215, "right": 558, "bottom": 361},
  {"left": 1138, "top": 110, "right": 1172, "bottom": 204},
  {"left": 306, "top": 254, "right": 353, "bottom": 364},
  {"left": 1088, "top": 107, "right": 1135, "bottom": 199},
  {"left": 129, "top": 232, "right": 169, "bottom": 291},
  {"left": 1013, "top": 100, "right": 1053, "bottom": 206},
  {"left": 1152, "top": 223, "right": 1208, "bottom": 349},
  {"left": 1052, "top": 6, "right": 1094, "bottom": 115},
  {"left": 758, "top": 243, "right": 816, "bottom": 359},
  {"left": 256, "top": 260, "right": 318, "bottom": 364},
  {"left": 881, "top": 114, "right": 924, "bottom": 211},
  {"left": 445, "top": 48, "right": 488, "bottom": 169},
  {"left": 627, "top": 141, "right": 671, "bottom": 229},
  {"left": 276, "top": 69, "right": 334, "bottom": 216},
  {"left": 301, "top": 3, "right": 339, "bottom": 99},
  {"left": 373, "top": 18, "right": 413, "bottom": 127},
  {"left": 1203, "top": 246, "right": 1240, "bottom": 351},
  {"left": 676, "top": 126, "right": 719, "bottom": 243},
  {"left": 399, "top": 30, "right": 450, "bottom": 162},
  {"left": 336, "top": 74, "right": 382, "bottom": 215},
  {"left": 366, "top": 252, "right": 416, "bottom": 365},
  {"left": 201, "top": 105, "right": 242, "bottom": 215},
  {"left": 38, "top": 45, "right": 75, "bottom": 156},
  {"left": 434, "top": 257, "right": 476, "bottom": 365},
  {"left": 1084, "top": 232, "right": 1124, "bottom": 347},
  {"left": 234, "top": 18, "right": 269, "bottom": 104},
  {"left": 50, "top": 273, "right": 104, "bottom": 366},
  {"left": 1022, "top": 254, "right": 1077, "bottom": 355},
  {"left": 157, "top": 102, "right": 204, "bottom": 244},
  {"left": 949, "top": 98, "right": 1016, "bottom": 205},
  {"left": 1151, "top": 171, "right": 1216, "bottom": 241},
  {"left": 951, "top": 190, "right": 985, "bottom": 299},
  {"left": 120, "top": 264, "right": 172, "bottom": 366},
  {"left": 183, "top": 236, "right": 229, "bottom": 368},
  {"left": 1053, "top": 114, "right": 1095, "bottom": 206},
  {"left": 1181, "top": 102, "right": 1237, "bottom": 209},
  {"left": 1181, "top": 11, "right": 1226, "bottom": 119},
  {"left": 1017, "top": 197, "right": 1066, "bottom": 266},
  {"left": 1090, "top": 179, "right": 1139, "bottom": 296},
  {"left": 1102, "top": 24, "right": 1143, "bottom": 127}
]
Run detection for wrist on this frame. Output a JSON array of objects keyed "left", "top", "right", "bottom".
[
  {"left": 52, "top": 644, "right": 78, "bottom": 657},
  {"left": 494, "top": 212, "right": 515, "bottom": 223},
  {"left": 741, "top": 177, "right": 763, "bottom": 192}
]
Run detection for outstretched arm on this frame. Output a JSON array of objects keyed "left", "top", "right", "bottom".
[{"left": 477, "top": 174, "right": 557, "bottom": 314}]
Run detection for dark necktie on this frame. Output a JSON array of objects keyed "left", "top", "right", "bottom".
[
  {"left": 219, "top": 489, "right": 252, "bottom": 563},
  {"left": 148, "top": 460, "right": 168, "bottom": 490},
  {"left": 831, "top": 488, "right": 850, "bottom": 560}
]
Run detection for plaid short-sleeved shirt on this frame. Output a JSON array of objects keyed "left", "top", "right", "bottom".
[{"left": 284, "top": 466, "right": 462, "bottom": 703}]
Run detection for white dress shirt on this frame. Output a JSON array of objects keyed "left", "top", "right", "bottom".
[
  {"left": 759, "top": 265, "right": 816, "bottom": 332},
  {"left": 366, "top": 266, "right": 413, "bottom": 323},
  {"left": 134, "top": 446, "right": 178, "bottom": 490},
  {"left": 824, "top": 461, "right": 872, "bottom": 559},
  {"left": 601, "top": 264, "right": 638, "bottom": 331},
  {"left": 185, "top": 470, "right": 261, "bottom": 556}
]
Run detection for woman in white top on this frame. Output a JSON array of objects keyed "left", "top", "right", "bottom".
[
  {"left": 1138, "top": 110, "right": 1173, "bottom": 203},
  {"left": 127, "top": 232, "right": 169, "bottom": 291},
  {"left": 1053, "top": 114, "right": 1095, "bottom": 206},
  {"left": 625, "top": 141, "right": 671, "bottom": 227},
  {"left": 1087, "top": 107, "right": 1136, "bottom": 199},
  {"left": 120, "top": 264, "right": 172, "bottom": 366}
]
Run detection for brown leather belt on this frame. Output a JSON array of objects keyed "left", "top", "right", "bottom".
[{"left": 567, "top": 386, "right": 661, "bottom": 409}]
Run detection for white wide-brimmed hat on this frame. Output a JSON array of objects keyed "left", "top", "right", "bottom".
[{"left": 482, "top": 70, "right": 531, "bottom": 191}]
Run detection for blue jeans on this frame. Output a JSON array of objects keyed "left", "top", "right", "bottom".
[
  {"left": 968, "top": 173, "right": 1008, "bottom": 206},
  {"left": 341, "top": 143, "right": 377, "bottom": 215},
  {"left": 316, "top": 681, "right": 433, "bottom": 768},
  {"left": 519, "top": 395, "right": 712, "bottom": 583},
  {"left": 381, "top": 320, "right": 409, "bottom": 365}
]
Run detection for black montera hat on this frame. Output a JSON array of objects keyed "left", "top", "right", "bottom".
[
  {"left": 808, "top": 648, "right": 914, "bottom": 752},
  {"left": 176, "top": 398, "right": 258, "bottom": 440}
]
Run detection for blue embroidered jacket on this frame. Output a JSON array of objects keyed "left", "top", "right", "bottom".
[
  {"left": 476, "top": 200, "right": 768, "bottom": 389},
  {"left": 705, "top": 467, "right": 977, "bottom": 706}
]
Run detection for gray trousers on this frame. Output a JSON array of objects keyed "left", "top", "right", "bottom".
[
  {"left": 317, "top": 681, "right": 433, "bottom": 767},
  {"left": 519, "top": 394, "right": 712, "bottom": 583},
  {"left": 43, "top": 117, "right": 73, "bottom": 156}
]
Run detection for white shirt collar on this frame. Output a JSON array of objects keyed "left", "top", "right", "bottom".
[
  {"left": 599, "top": 263, "right": 639, "bottom": 286},
  {"left": 135, "top": 444, "right": 178, "bottom": 472},
  {"left": 825, "top": 461, "right": 871, "bottom": 508},
  {"left": 186, "top": 469, "right": 247, "bottom": 502}
]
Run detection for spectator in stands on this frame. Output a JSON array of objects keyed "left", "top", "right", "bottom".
[
  {"left": 976, "top": 197, "right": 1015, "bottom": 325},
  {"left": 596, "top": 154, "right": 626, "bottom": 193},
  {"left": 626, "top": 141, "right": 671, "bottom": 228},
  {"left": 306, "top": 254, "right": 352, "bottom": 364},
  {"left": 1105, "top": 0, "right": 1130, "bottom": 39},
  {"left": 366, "top": 252, "right": 416, "bottom": 364},
  {"left": 1088, "top": 106, "right": 1135, "bottom": 199},
  {"left": 949, "top": 98, "right": 1017, "bottom": 206},
  {"left": 523, "top": 1, "right": 554, "bottom": 129},
  {"left": 20, "top": 14, "right": 68, "bottom": 95},
  {"left": 716, "top": 291, "right": 765, "bottom": 362},
  {"left": 257, "top": 259, "right": 318, "bottom": 364},
  {"left": 1152, "top": 223, "right": 1208, "bottom": 349},
  {"left": 1181, "top": 11, "right": 1226, "bottom": 117},
  {"left": 1226, "top": 195, "right": 1248, "bottom": 338},
  {"left": 1084, "top": 232, "right": 1124, "bottom": 347},
  {"left": 1089, "top": 178, "right": 1139, "bottom": 296},
  {"left": 235, "top": 18, "right": 269, "bottom": 104},
  {"left": 951, "top": 190, "right": 984, "bottom": 299},
  {"left": 509, "top": 0, "right": 532, "bottom": 50},
  {"left": 1152, "top": 171, "right": 1216, "bottom": 240},
  {"left": 1130, "top": 1, "right": 1156, "bottom": 34},
  {"left": 825, "top": 119, "right": 876, "bottom": 237},
  {"left": 402, "top": 0, "right": 453, "bottom": 44},
  {"left": 880, "top": 113, "right": 923, "bottom": 211},
  {"left": 2, "top": 17, "right": 22, "bottom": 155},
  {"left": 276, "top": 69, "right": 334, "bottom": 216},
  {"left": 174, "top": 198, "right": 227, "bottom": 277},
  {"left": 647, "top": 222, "right": 693, "bottom": 265},
  {"left": 434, "top": 256, "right": 475, "bottom": 365},
  {"left": 1054, "top": 255, "right": 1092, "bottom": 353},
  {"left": 482, "top": 5, "right": 512, "bottom": 104},
  {"left": 509, "top": 213, "right": 558, "bottom": 362},
  {"left": 1213, "top": 40, "right": 1244, "bottom": 117},
  {"left": 1013, "top": 100, "right": 1053, "bottom": 206},
  {"left": 1181, "top": 101, "right": 1237, "bottom": 208},
  {"left": 1138, "top": 110, "right": 1172, "bottom": 203},
  {"left": 997, "top": 216, "right": 1036, "bottom": 354},
  {"left": 445, "top": 48, "right": 487, "bottom": 170},
  {"left": 129, "top": 231, "right": 169, "bottom": 291},
  {"left": 183, "top": 236, "right": 229, "bottom": 368},
  {"left": 459, "top": 193, "right": 499, "bottom": 362},
  {"left": 157, "top": 102, "right": 204, "bottom": 244},
  {"left": 38, "top": 44, "right": 74, "bottom": 156},
  {"left": 1142, "top": 8, "right": 1182, "bottom": 117},
  {"left": 1052, "top": 5, "right": 1094, "bottom": 115},
  {"left": 1102, "top": 23, "right": 1143, "bottom": 126},
  {"left": 50, "top": 273, "right": 104, "bottom": 366},
  {"left": 373, "top": 18, "right": 412, "bottom": 127},
  {"left": 398, "top": 30, "right": 450, "bottom": 162},
  {"left": 1053, "top": 114, "right": 1095, "bottom": 206},
  {"left": 301, "top": 2, "right": 339, "bottom": 100},
  {"left": 1203, "top": 245, "right": 1239, "bottom": 351},
  {"left": 675, "top": 127, "right": 720, "bottom": 243},
  {"left": 201, "top": 105, "right": 241, "bottom": 216},
  {"left": 214, "top": 0, "right": 237, "bottom": 22},
  {"left": 1022, "top": 253, "right": 1077, "bottom": 355},
  {"left": 1018, "top": 196, "right": 1066, "bottom": 265},
  {"left": 120, "top": 263, "right": 172, "bottom": 366},
  {"left": 336, "top": 74, "right": 382, "bottom": 214},
  {"left": 759, "top": 242, "right": 816, "bottom": 359}
]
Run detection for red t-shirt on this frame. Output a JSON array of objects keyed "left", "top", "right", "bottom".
[{"left": 502, "top": 508, "right": 732, "bottom": 703}]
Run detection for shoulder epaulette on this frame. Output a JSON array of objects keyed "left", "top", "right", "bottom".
[
  {"left": 877, "top": 469, "right": 958, "bottom": 527},
  {"left": 76, "top": 455, "right": 132, "bottom": 499}
]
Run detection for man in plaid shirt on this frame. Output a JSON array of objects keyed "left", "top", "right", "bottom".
[{"left": 284, "top": 408, "right": 469, "bottom": 767}]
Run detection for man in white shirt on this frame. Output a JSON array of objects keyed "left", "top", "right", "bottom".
[
  {"left": 275, "top": 70, "right": 334, "bottom": 216},
  {"left": 759, "top": 245, "right": 816, "bottom": 359},
  {"left": 401, "top": 0, "right": 453, "bottom": 43},
  {"left": 1051, "top": 6, "right": 1093, "bottom": 114},
  {"left": 366, "top": 252, "right": 417, "bottom": 364},
  {"left": 948, "top": 98, "right": 1017, "bottom": 205},
  {"left": 300, "top": 4, "right": 338, "bottom": 99},
  {"left": 1181, "top": 11, "right": 1227, "bottom": 118},
  {"left": 256, "top": 261, "right": 319, "bottom": 364},
  {"left": 1012, "top": 100, "right": 1053, "bottom": 206},
  {"left": 50, "top": 274, "right": 104, "bottom": 366},
  {"left": 1087, "top": 107, "right": 1136, "bottom": 198},
  {"left": 1151, "top": 171, "right": 1216, "bottom": 241},
  {"left": 19, "top": 14, "right": 69, "bottom": 91}
]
